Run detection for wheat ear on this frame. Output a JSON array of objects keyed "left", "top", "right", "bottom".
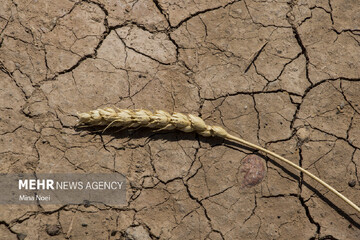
[{"left": 77, "top": 107, "right": 360, "bottom": 213}]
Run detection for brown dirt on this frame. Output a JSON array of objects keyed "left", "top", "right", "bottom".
[{"left": 1, "top": 0, "right": 359, "bottom": 239}]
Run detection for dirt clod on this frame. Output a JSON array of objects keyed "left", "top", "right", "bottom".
[
  {"left": 239, "top": 154, "right": 266, "bottom": 188},
  {"left": 296, "top": 127, "right": 310, "bottom": 142},
  {"left": 125, "top": 226, "right": 152, "bottom": 240}
]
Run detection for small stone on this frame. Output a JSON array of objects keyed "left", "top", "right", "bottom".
[
  {"left": 46, "top": 224, "right": 61, "bottom": 236},
  {"left": 83, "top": 199, "right": 90, "bottom": 208},
  {"left": 348, "top": 179, "right": 356, "bottom": 188},
  {"left": 17, "top": 233, "right": 27, "bottom": 240}
]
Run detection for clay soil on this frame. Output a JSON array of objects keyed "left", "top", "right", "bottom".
[{"left": 1, "top": 0, "right": 360, "bottom": 239}]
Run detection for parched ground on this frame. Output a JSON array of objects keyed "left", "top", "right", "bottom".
[{"left": 0, "top": 0, "right": 360, "bottom": 239}]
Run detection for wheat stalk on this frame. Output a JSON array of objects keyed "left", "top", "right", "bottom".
[{"left": 77, "top": 107, "right": 360, "bottom": 213}]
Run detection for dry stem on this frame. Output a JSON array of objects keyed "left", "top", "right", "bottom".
[{"left": 77, "top": 107, "right": 360, "bottom": 213}]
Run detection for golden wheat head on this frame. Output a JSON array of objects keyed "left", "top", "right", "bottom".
[{"left": 77, "top": 107, "right": 228, "bottom": 138}]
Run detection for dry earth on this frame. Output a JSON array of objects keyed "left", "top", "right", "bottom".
[{"left": 0, "top": 0, "right": 360, "bottom": 239}]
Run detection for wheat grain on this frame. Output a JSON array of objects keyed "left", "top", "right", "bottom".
[{"left": 77, "top": 107, "right": 360, "bottom": 213}]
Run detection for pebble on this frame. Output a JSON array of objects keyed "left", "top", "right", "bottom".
[
  {"left": 348, "top": 179, "right": 356, "bottom": 188},
  {"left": 46, "top": 224, "right": 61, "bottom": 236}
]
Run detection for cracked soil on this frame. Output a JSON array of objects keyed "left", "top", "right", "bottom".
[{"left": 0, "top": 0, "right": 360, "bottom": 239}]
